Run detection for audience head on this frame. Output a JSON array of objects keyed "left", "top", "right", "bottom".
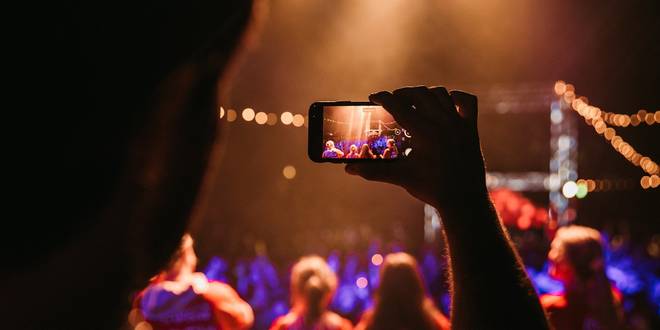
[
  {"left": 290, "top": 255, "right": 338, "bottom": 321},
  {"left": 365, "top": 252, "right": 439, "bottom": 330},
  {"left": 548, "top": 225, "right": 605, "bottom": 285},
  {"left": 326, "top": 140, "right": 336, "bottom": 150},
  {"left": 350, "top": 144, "right": 358, "bottom": 153},
  {"left": 377, "top": 252, "right": 426, "bottom": 305}
]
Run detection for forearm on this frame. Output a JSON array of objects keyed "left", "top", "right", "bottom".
[{"left": 435, "top": 191, "right": 549, "bottom": 329}]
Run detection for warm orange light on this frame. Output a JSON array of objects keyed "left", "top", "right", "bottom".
[
  {"left": 586, "top": 179, "right": 596, "bottom": 192},
  {"left": 292, "top": 114, "right": 305, "bottom": 127},
  {"left": 371, "top": 254, "right": 383, "bottom": 266},
  {"left": 219, "top": 106, "right": 225, "bottom": 119},
  {"left": 267, "top": 113, "right": 278, "bottom": 126},
  {"left": 255, "top": 112, "right": 268, "bottom": 125},
  {"left": 242, "top": 108, "right": 255, "bottom": 121},
  {"left": 554, "top": 81, "right": 567, "bottom": 95},
  {"left": 282, "top": 165, "right": 296, "bottom": 179},
  {"left": 226, "top": 109, "right": 237, "bottom": 122},
  {"left": 645, "top": 113, "right": 655, "bottom": 125},
  {"left": 281, "top": 112, "right": 294, "bottom": 125},
  {"left": 650, "top": 175, "right": 660, "bottom": 188},
  {"left": 640, "top": 176, "right": 650, "bottom": 189},
  {"left": 630, "top": 114, "right": 641, "bottom": 126}
]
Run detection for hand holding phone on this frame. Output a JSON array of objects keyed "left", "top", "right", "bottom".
[{"left": 341, "top": 86, "right": 487, "bottom": 209}]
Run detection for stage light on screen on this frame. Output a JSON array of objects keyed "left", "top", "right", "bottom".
[
  {"left": 267, "top": 113, "right": 278, "bottom": 126},
  {"left": 356, "top": 276, "right": 368, "bottom": 289},
  {"left": 255, "top": 112, "right": 268, "bottom": 125},
  {"left": 281, "top": 112, "right": 294, "bottom": 125},
  {"left": 282, "top": 165, "right": 296, "bottom": 179},
  {"left": 292, "top": 114, "right": 305, "bottom": 127},
  {"left": 371, "top": 254, "right": 383, "bottom": 266},
  {"left": 226, "top": 109, "right": 237, "bottom": 122},
  {"left": 562, "top": 181, "right": 578, "bottom": 198},
  {"left": 242, "top": 108, "right": 255, "bottom": 121}
]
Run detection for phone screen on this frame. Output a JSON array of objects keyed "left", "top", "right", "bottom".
[{"left": 320, "top": 104, "right": 412, "bottom": 160}]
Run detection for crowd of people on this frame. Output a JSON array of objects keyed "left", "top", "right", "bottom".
[
  {"left": 322, "top": 139, "right": 399, "bottom": 159},
  {"left": 129, "top": 223, "right": 659, "bottom": 329},
  {"left": 10, "top": 1, "right": 656, "bottom": 329}
]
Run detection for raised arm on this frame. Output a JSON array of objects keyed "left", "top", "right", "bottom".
[{"left": 346, "top": 86, "right": 549, "bottom": 329}]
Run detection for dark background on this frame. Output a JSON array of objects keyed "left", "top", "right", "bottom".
[{"left": 192, "top": 0, "right": 659, "bottom": 263}]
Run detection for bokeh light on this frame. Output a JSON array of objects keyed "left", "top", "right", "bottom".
[
  {"left": 281, "top": 112, "right": 294, "bottom": 125},
  {"left": 356, "top": 276, "right": 368, "bottom": 289},
  {"left": 267, "top": 113, "right": 278, "bottom": 126},
  {"left": 282, "top": 165, "right": 296, "bottom": 179},
  {"left": 292, "top": 114, "right": 305, "bottom": 127},
  {"left": 226, "top": 109, "right": 237, "bottom": 122},
  {"left": 242, "top": 108, "right": 255, "bottom": 121},
  {"left": 255, "top": 112, "right": 268, "bottom": 125},
  {"left": 562, "top": 181, "right": 578, "bottom": 198},
  {"left": 371, "top": 254, "right": 383, "bottom": 266},
  {"left": 219, "top": 106, "right": 225, "bottom": 119}
]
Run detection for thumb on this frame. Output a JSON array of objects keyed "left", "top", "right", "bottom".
[{"left": 450, "top": 90, "right": 478, "bottom": 124}]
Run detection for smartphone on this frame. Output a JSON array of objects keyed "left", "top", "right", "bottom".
[{"left": 308, "top": 101, "right": 412, "bottom": 163}]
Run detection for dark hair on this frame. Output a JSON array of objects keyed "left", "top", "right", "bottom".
[{"left": 366, "top": 253, "right": 439, "bottom": 330}]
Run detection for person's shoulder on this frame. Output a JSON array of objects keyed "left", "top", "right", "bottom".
[
  {"left": 324, "top": 311, "right": 353, "bottom": 330},
  {"left": 269, "top": 312, "right": 298, "bottom": 330},
  {"left": 540, "top": 292, "right": 567, "bottom": 310}
]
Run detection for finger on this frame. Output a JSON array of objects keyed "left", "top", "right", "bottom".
[
  {"left": 393, "top": 86, "right": 447, "bottom": 124},
  {"left": 450, "top": 90, "right": 478, "bottom": 124},
  {"left": 345, "top": 162, "right": 407, "bottom": 186},
  {"left": 429, "top": 86, "right": 461, "bottom": 121},
  {"left": 369, "top": 91, "right": 418, "bottom": 131}
]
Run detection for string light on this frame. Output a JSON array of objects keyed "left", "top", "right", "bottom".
[{"left": 555, "top": 81, "right": 659, "bottom": 188}]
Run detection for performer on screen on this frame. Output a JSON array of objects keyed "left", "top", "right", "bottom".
[
  {"left": 322, "top": 140, "right": 344, "bottom": 158},
  {"left": 345, "top": 144, "right": 359, "bottom": 159},
  {"left": 359, "top": 144, "right": 377, "bottom": 159},
  {"left": 380, "top": 139, "right": 398, "bottom": 159}
]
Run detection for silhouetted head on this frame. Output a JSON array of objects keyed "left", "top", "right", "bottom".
[
  {"left": 377, "top": 252, "right": 426, "bottom": 306},
  {"left": 290, "top": 255, "right": 338, "bottom": 323},
  {"left": 367, "top": 252, "right": 438, "bottom": 330},
  {"left": 6, "top": 1, "right": 261, "bottom": 327}
]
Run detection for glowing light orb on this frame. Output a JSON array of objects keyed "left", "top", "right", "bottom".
[
  {"left": 356, "top": 277, "right": 368, "bottom": 289},
  {"left": 283, "top": 165, "right": 296, "bottom": 179},
  {"left": 281, "top": 112, "right": 294, "bottom": 125},
  {"left": 226, "top": 109, "right": 237, "bottom": 122},
  {"left": 255, "top": 112, "right": 268, "bottom": 125},
  {"left": 242, "top": 108, "right": 255, "bottom": 121},
  {"left": 292, "top": 114, "right": 305, "bottom": 127},
  {"left": 371, "top": 254, "right": 383, "bottom": 266},
  {"left": 562, "top": 181, "right": 578, "bottom": 198}
]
